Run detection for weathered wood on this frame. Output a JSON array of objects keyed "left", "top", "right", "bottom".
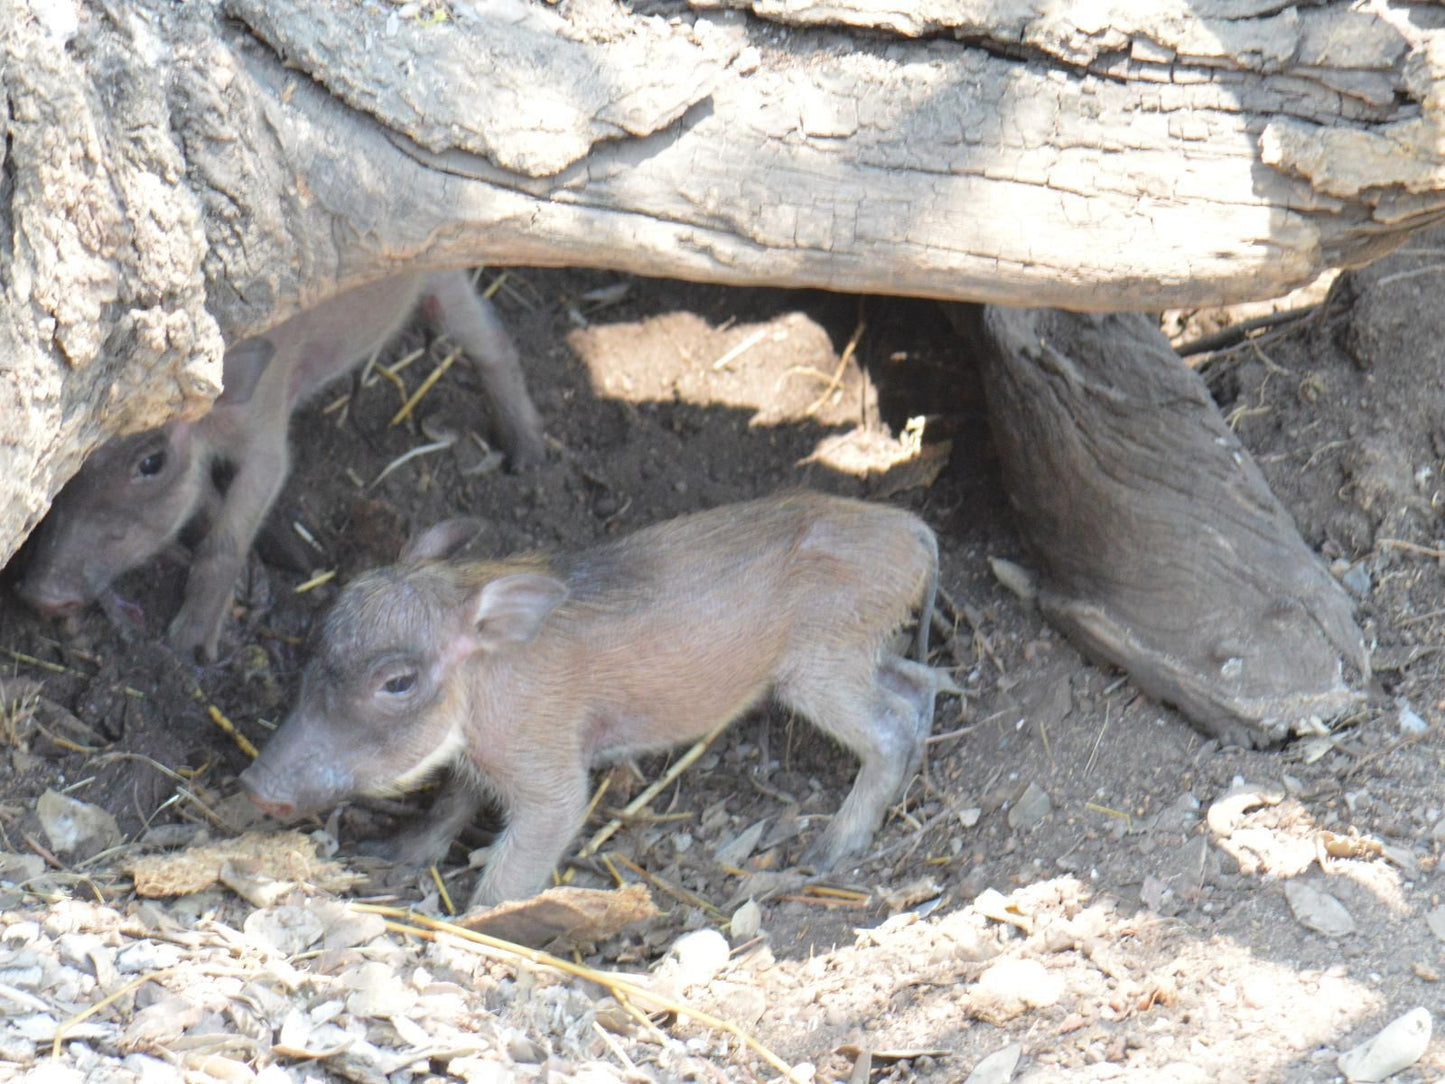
[
  {"left": 2, "top": 0, "right": 1444, "bottom": 564},
  {"left": 959, "top": 305, "right": 1369, "bottom": 744},
  {"left": 227, "top": 0, "right": 1445, "bottom": 311}
]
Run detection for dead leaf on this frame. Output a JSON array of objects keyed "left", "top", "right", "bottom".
[
  {"left": 218, "top": 858, "right": 295, "bottom": 908},
  {"left": 1319, "top": 831, "right": 1382, "bottom": 860},
  {"left": 126, "top": 831, "right": 360, "bottom": 898},
  {"left": 457, "top": 883, "right": 657, "bottom": 946},
  {"left": 120, "top": 996, "right": 203, "bottom": 1053}
]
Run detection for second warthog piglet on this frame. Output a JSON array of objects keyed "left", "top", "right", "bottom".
[{"left": 17, "top": 271, "right": 543, "bottom": 660}]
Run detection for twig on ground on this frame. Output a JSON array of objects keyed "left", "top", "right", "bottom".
[
  {"left": 430, "top": 866, "right": 457, "bottom": 915},
  {"left": 391, "top": 345, "right": 462, "bottom": 426},
  {"left": 1084, "top": 702, "right": 1111, "bottom": 776},
  {"left": 293, "top": 570, "right": 336, "bottom": 594},
  {"left": 3, "top": 649, "right": 72, "bottom": 676},
  {"left": 356, "top": 905, "right": 806, "bottom": 1082},
  {"left": 53, "top": 967, "right": 177, "bottom": 1058},
  {"left": 710, "top": 327, "right": 770, "bottom": 372},
  {"left": 578, "top": 719, "right": 731, "bottom": 858},
  {"left": 206, "top": 704, "right": 258, "bottom": 760},
  {"left": 1177, "top": 305, "right": 1315, "bottom": 358},
  {"left": 776, "top": 892, "right": 869, "bottom": 909},
  {"left": 1375, "top": 263, "right": 1445, "bottom": 290},
  {"left": 605, "top": 853, "right": 721, "bottom": 918},
  {"left": 1378, "top": 538, "right": 1445, "bottom": 561},
  {"left": 803, "top": 316, "right": 866, "bottom": 417},
  {"left": 370, "top": 434, "right": 456, "bottom": 488}
]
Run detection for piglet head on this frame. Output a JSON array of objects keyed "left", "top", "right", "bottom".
[
  {"left": 15, "top": 425, "right": 203, "bottom": 616},
  {"left": 240, "top": 519, "right": 568, "bottom": 819}
]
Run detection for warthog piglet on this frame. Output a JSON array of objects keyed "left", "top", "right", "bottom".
[
  {"left": 17, "top": 271, "right": 543, "bottom": 660},
  {"left": 241, "top": 492, "right": 946, "bottom": 907}
]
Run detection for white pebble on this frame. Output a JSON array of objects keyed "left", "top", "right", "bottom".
[
  {"left": 1338, "top": 1007, "right": 1431, "bottom": 1082},
  {"left": 669, "top": 929, "right": 730, "bottom": 988}
]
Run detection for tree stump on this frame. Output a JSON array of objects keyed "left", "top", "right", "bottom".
[{"left": 956, "top": 304, "right": 1369, "bottom": 745}]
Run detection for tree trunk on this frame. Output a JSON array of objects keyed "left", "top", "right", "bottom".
[
  {"left": 3, "top": 0, "right": 1443, "bottom": 562},
  {"left": 956, "top": 305, "right": 1369, "bottom": 746}
]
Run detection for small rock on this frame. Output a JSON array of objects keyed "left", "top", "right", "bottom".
[
  {"left": 447, "top": 1055, "right": 513, "bottom": 1083},
  {"left": 709, "top": 980, "right": 767, "bottom": 1027},
  {"left": 730, "top": 900, "right": 762, "bottom": 943},
  {"left": 988, "top": 557, "right": 1037, "bottom": 603},
  {"left": 734, "top": 45, "right": 761, "bottom": 74},
  {"left": 1139, "top": 875, "right": 1174, "bottom": 915},
  {"left": 121, "top": 998, "right": 202, "bottom": 1053},
  {"left": 217, "top": 861, "right": 292, "bottom": 910},
  {"left": 4, "top": 923, "right": 40, "bottom": 946},
  {"left": 36, "top": 790, "right": 121, "bottom": 859},
  {"left": 1008, "top": 783, "right": 1052, "bottom": 831},
  {"left": 964, "top": 1042, "right": 1022, "bottom": 1084},
  {"left": 343, "top": 961, "right": 416, "bottom": 1018},
  {"left": 879, "top": 877, "right": 943, "bottom": 912},
  {"left": 971, "top": 958, "right": 1063, "bottom": 1022},
  {"left": 116, "top": 941, "right": 183, "bottom": 973},
  {"left": 1284, "top": 881, "right": 1355, "bottom": 938},
  {"left": 139, "top": 825, "right": 204, "bottom": 850},
  {"left": 713, "top": 818, "right": 768, "bottom": 868},
  {"left": 1240, "top": 975, "right": 1278, "bottom": 1009},
  {"left": 16, "top": 1061, "right": 84, "bottom": 1084},
  {"left": 319, "top": 909, "right": 387, "bottom": 952},
  {"left": 1340, "top": 561, "right": 1372, "bottom": 598},
  {"left": 178, "top": 1054, "right": 253, "bottom": 1082},
  {"left": 507, "top": 1034, "right": 546, "bottom": 1063},
  {"left": 1380, "top": 843, "right": 1417, "bottom": 873},
  {"left": 1424, "top": 907, "right": 1445, "bottom": 944},
  {"left": 1396, "top": 699, "right": 1428, "bottom": 736},
  {"left": 669, "top": 928, "right": 730, "bottom": 988},
  {"left": 1206, "top": 784, "right": 1284, "bottom": 837},
  {"left": 973, "top": 888, "right": 1033, "bottom": 935},
  {"left": 0, "top": 958, "right": 44, "bottom": 989},
  {"left": 0, "top": 853, "right": 47, "bottom": 884},
  {"left": 958, "top": 807, "right": 982, "bottom": 829},
  {"left": 1337, "top": 1007, "right": 1431, "bottom": 1082},
  {"left": 1155, "top": 1065, "right": 1210, "bottom": 1084},
  {"left": 0, "top": 1036, "right": 36, "bottom": 1063},
  {"left": 243, "top": 906, "right": 324, "bottom": 956},
  {"left": 13, "top": 1013, "right": 108, "bottom": 1043}
]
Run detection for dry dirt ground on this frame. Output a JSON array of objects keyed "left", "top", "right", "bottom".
[{"left": 2, "top": 232, "right": 1445, "bottom": 1083}]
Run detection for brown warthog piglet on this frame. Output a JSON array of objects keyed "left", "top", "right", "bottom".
[
  {"left": 240, "top": 492, "right": 946, "bottom": 908},
  {"left": 16, "top": 271, "right": 544, "bottom": 660}
]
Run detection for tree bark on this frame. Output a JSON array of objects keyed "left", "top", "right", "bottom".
[
  {"left": 2, "top": 0, "right": 1443, "bottom": 563},
  {"left": 957, "top": 305, "right": 1369, "bottom": 746}
]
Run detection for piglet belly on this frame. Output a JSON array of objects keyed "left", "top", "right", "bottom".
[{"left": 584, "top": 684, "right": 766, "bottom": 763}]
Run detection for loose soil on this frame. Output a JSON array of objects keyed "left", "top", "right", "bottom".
[{"left": 2, "top": 233, "right": 1445, "bottom": 1082}]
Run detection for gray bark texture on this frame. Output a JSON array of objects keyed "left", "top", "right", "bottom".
[
  {"left": 955, "top": 305, "right": 1369, "bottom": 746},
  {"left": 2, "top": 0, "right": 1444, "bottom": 567}
]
